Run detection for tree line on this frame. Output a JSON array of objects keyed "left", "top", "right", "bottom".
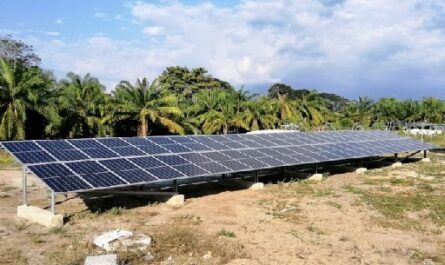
[{"left": 0, "top": 36, "right": 444, "bottom": 140}]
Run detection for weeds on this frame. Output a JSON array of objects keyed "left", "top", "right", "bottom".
[
  {"left": 217, "top": 229, "right": 236, "bottom": 238},
  {"left": 48, "top": 226, "right": 65, "bottom": 235},
  {"left": 326, "top": 201, "right": 342, "bottom": 209}
]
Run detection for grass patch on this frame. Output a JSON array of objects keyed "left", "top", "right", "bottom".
[
  {"left": 342, "top": 184, "right": 365, "bottom": 194},
  {"left": 0, "top": 150, "right": 19, "bottom": 168},
  {"left": 258, "top": 199, "right": 300, "bottom": 222},
  {"left": 48, "top": 226, "right": 65, "bottom": 235},
  {"left": 45, "top": 241, "right": 94, "bottom": 265},
  {"left": 151, "top": 224, "right": 246, "bottom": 263},
  {"left": 217, "top": 229, "right": 236, "bottom": 238},
  {"left": 0, "top": 248, "right": 27, "bottom": 265},
  {"left": 326, "top": 201, "right": 342, "bottom": 209}
]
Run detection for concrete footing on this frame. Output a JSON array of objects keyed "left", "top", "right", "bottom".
[
  {"left": 166, "top": 194, "right": 185, "bottom": 206},
  {"left": 307, "top": 173, "right": 323, "bottom": 182},
  {"left": 218, "top": 179, "right": 264, "bottom": 190},
  {"left": 391, "top": 162, "right": 403, "bottom": 168},
  {"left": 421, "top": 158, "right": 431, "bottom": 163},
  {"left": 355, "top": 167, "right": 368, "bottom": 174},
  {"left": 17, "top": 205, "right": 63, "bottom": 228}
]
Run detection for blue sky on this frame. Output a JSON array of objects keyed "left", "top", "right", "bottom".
[{"left": 1, "top": 0, "right": 445, "bottom": 99}]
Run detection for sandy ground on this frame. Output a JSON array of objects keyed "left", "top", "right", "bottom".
[{"left": 0, "top": 158, "right": 444, "bottom": 265}]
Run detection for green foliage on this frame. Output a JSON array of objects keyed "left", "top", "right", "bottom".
[{"left": 217, "top": 228, "right": 237, "bottom": 238}]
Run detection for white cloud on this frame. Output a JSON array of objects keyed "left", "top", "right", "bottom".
[
  {"left": 94, "top": 12, "right": 108, "bottom": 18},
  {"left": 54, "top": 18, "right": 64, "bottom": 24},
  {"left": 29, "top": 0, "right": 445, "bottom": 98},
  {"left": 143, "top": 26, "right": 163, "bottom": 36},
  {"left": 44, "top": 31, "right": 61, "bottom": 36}
]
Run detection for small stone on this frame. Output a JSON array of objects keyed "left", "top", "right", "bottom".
[
  {"left": 391, "top": 162, "right": 403, "bottom": 168},
  {"left": 144, "top": 253, "right": 154, "bottom": 262},
  {"left": 423, "top": 258, "right": 436, "bottom": 265},
  {"left": 307, "top": 174, "right": 323, "bottom": 182},
  {"left": 84, "top": 254, "right": 117, "bottom": 265},
  {"left": 202, "top": 251, "right": 212, "bottom": 260}
]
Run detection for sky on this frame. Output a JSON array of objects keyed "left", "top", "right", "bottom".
[{"left": 1, "top": 0, "right": 445, "bottom": 99}]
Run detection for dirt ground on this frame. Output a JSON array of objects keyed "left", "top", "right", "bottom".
[{"left": 0, "top": 154, "right": 444, "bottom": 265}]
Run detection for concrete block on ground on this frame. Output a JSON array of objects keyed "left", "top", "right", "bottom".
[
  {"left": 355, "top": 167, "right": 368, "bottom": 174},
  {"left": 84, "top": 254, "right": 117, "bottom": 265},
  {"left": 391, "top": 162, "right": 403, "bottom": 168},
  {"left": 307, "top": 173, "right": 323, "bottom": 182},
  {"left": 166, "top": 194, "right": 185, "bottom": 206},
  {"left": 421, "top": 158, "right": 431, "bottom": 163},
  {"left": 249, "top": 182, "right": 264, "bottom": 190},
  {"left": 17, "top": 205, "right": 63, "bottom": 228}
]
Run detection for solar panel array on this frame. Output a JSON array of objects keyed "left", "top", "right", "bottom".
[{"left": 1, "top": 131, "right": 437, "bottom": 193}]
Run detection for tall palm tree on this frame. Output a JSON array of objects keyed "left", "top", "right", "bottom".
[
  {"left": 420, "top": 97, "right": 445, "bottom": 123},
  {"left": 113, "top": 78, "right": 184, "bottom": 136},
  {"left": 0, "top": 58, "right": 55, "bottom": 140},
  {"left": 341, "top": 97, "right": 374, "bottom": 128},
  {"left": 274, "top": 92, "right": 301, "bottom": 125},
  {"left": 56, "top": 72, "right": 109, "bottom": 138},
  {"left": 297, "top": 91, "right": 328, "bottom": 126},
  {"left": 195, "top": 89, "right": 247, "bottom": 134},
  {"left": 242, "top": 96, "right": 278, "bottom": 131}
]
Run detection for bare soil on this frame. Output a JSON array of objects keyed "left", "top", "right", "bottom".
[{"left": 0, "top": 156, "right": 444, "bottom": 265}]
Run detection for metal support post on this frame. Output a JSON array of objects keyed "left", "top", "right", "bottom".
[
  {"left": 50, "top": 191, "right": 55, "bottom": 214},
  {"left": 315, "top": 163, "right": 318, "bottom": 174},
  {"left": 22, "top": 167, "right": 27, "bottom": 206},
  {"left": 394, "top": 153, "right": 398, "bottom": 162},
  {"left": 173, "top": 180, "right": 178, "bottom": 193},
  {"left": 423, "top": 150, "right": 427, "bottom": 159},
  {"left": 254, "top": 171, "right": 259, "bottom": 183}
]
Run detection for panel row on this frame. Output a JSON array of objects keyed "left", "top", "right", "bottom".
[{"left": 25, "top": 137, "right": 437, "bottom": 193}]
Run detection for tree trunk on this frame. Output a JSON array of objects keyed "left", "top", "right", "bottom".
[
  {"left": 223, "top": 124, "right": 228, "bottom": 135},
  {"left": 138, "top": 115, "right": 148, "bottom": 136}
]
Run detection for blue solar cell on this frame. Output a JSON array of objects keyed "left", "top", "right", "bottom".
[
  {"left": 171, "top": 136, "right": 196, "bottom": 144},
  {"left": 173, "top": 164, "right": 209, "bottom": 176},
  {"left": 123, "top": 137, "right": 150, "bottom": 145},
  {"left": 256, "top": 148, "right": 283, "bottom": 157},
  {"left": 130, "top": 157, "right": 165, "bottom": 168},
  {"left": 220, "top": 141, "right": 246, "bottom": 149},
  {"left": 13, "top": 151, "right": 56, "bottom": 164},
  {"left": 201, "top": 141, "right": 228, "bottom": 150},
  {"left": 98, "top": 138, "right": 130, "bottom": 147},
  {"left": 239, "top": 141, "right": 265, "bottom": 148},
  {"left": 110, "top": 146, "right": 145, "bottom": 156},
  {"left": 68, "top": 139, "right": 103, "bottom": 149},
  {"left": 240, "top": 149, "right": 266, "bottom": 158},
  {"left": 257, "top": 156, "right": 286, "bottom": 167},
  {"left": 219, "top": 160, "right": 249, "bottom": 171},
  {"left": 49, "top": 149, "right": 89, "bottom": 161},
  {"left": 41, "top": 175, "right": 91, "bottom": 193},
  {"left": 136, "top": 144, "right": 170, "bottom": 154},
  {"left": 272, "top": 147, "right": 295, "bottom": 155},
  {"left": 274, "top": 155, "right": 300, "bottom": 164},
  {"left": 66, "top": 161, "right": 108, "bottom": 174},
  {"left": 161, "top": 144, "right": 191, "bottom": 153},
  {"left": 220, "top": 150, "right": 250, "bottom": 160},
  {"left": 145, "top": 166, "right": 184, "bottom": 179},
  {"left": 202, "top": 152, "right": 231, "bottom": 162},
  {"left": 29, "top": 163, "right": 75, "bottom": 179},
  {"left": 81, "top": 172, "right": 127, "bottom": 187},
  {"left": 115, "top": 169, "right": 157, "bottom": 183},
  {"left": 81, "top": 148, "right": 118, "bottom": 158},
  {"left": 182, "top": 143, "right": 212, "bottom": 151},
  {"left": 99, "top": 158, "right": 138, "bottom": 171},
  {"left": 196, "top": 162, "right": 229, "bottom": 174},
  {"left": 238, "top": 158, "right": 269, "bottom": 169},
  {"left": 38, "top": 140, "right": 73, "bottom": 150},
  {"left": 148, "top": 137, "right": 175, "bottom": 145},
  {"left": 155, "top": 155, "right": 189, "bottom": 166},
  {"left": 180, "top": 153, "right": 212, "bottom": 163},
  {"left": 2, "top": 141, "right": 41, "bottom": 152}
]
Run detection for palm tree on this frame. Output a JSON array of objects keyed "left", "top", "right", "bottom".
[
  {"left": 113, "top": 78, "right": 184, "bottom": 136},
  {"left": 420, "top": 97, "right": 445, "bottom": 123},
  {"left": 297, "top": 91, "right": 328, "bottom": 126},
  {"left": 242, "top": 96, "right": 278, "bottom": 131},
  {"left": 0, "top": 58, "right": 55, "bottom": 140},
  {"left": 56, "top": 72, "right": 109, "bottom": 138},
  {"left": 195, "top": 89, "right": 247, "bottom": 134},
  {"left": 274, "top": 92, "right": 301, "bottom": 125},
  {"left": 341, "top": 97, "right": 374, "bottom": 128}
]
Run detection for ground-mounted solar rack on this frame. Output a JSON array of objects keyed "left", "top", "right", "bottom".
[{"left": 1, "top": 130, "right": 438, "bottom": 214}]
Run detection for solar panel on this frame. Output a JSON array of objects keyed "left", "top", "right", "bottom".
[{"left": 2, "top": 130, "right": 438, "bottom": 193}]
